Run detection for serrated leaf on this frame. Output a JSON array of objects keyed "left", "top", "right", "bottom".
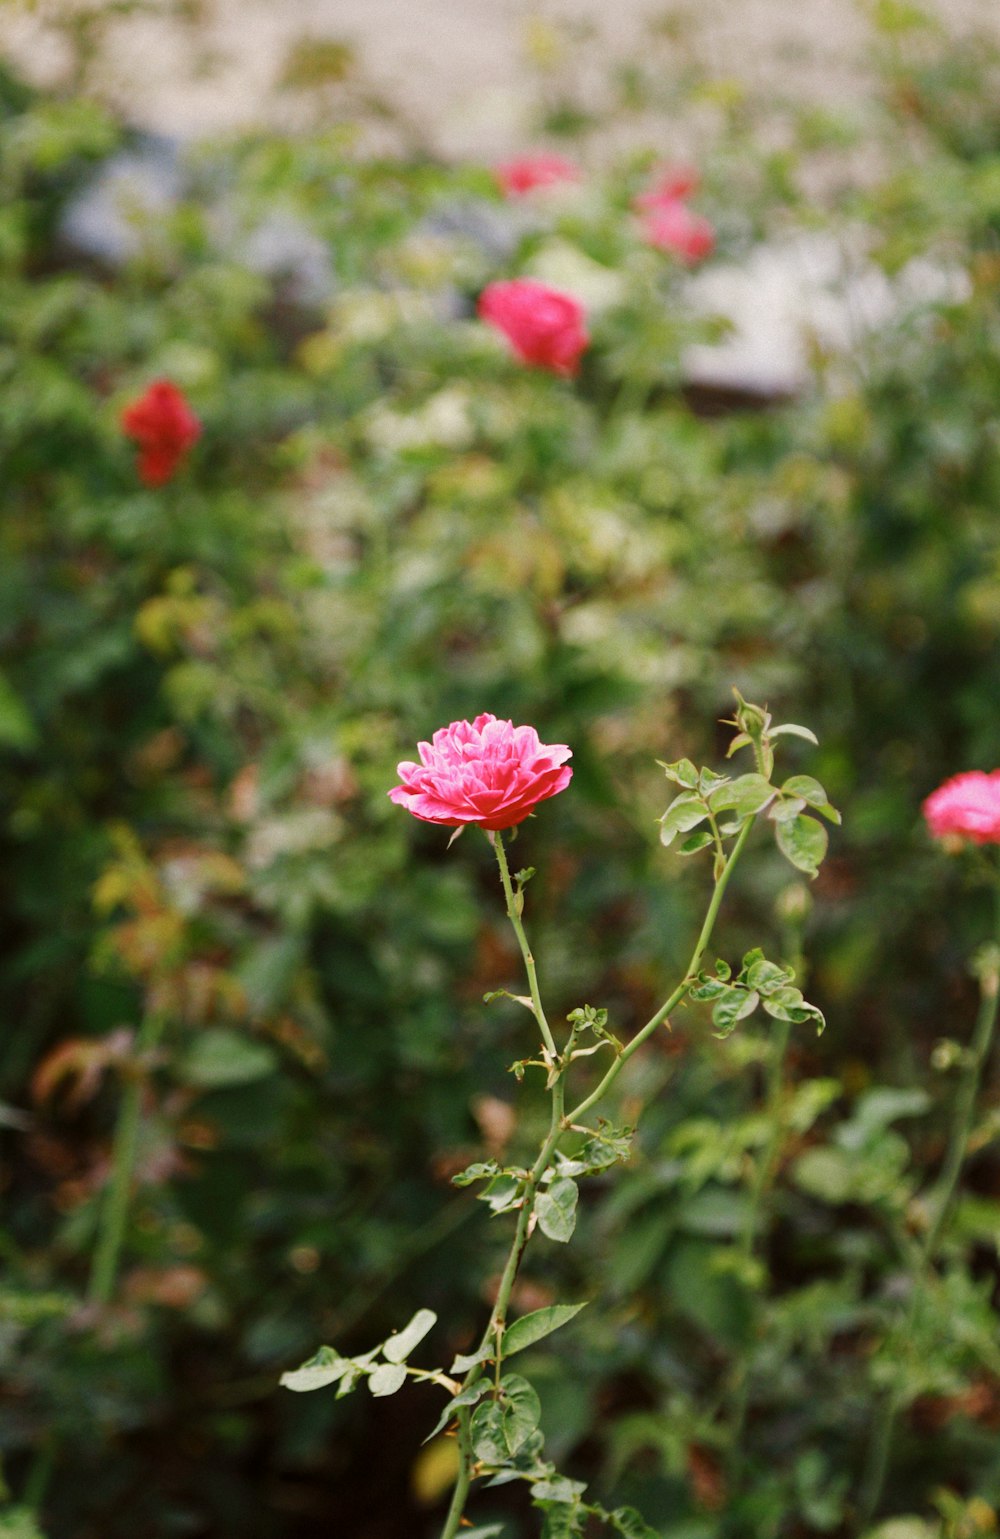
[
  {"left": 502, "top": 1302, "right": 587, "bottom": 1357},
  {"left": 763, "top": 986, "right": 825, "bottom": 1033},
  {"left": 498, "top": 1372, "right": 542, "bottom": 1454},
  {"left": 280, "top": 1346, "right": 349, "bottom": 1393},
  {"left": 678, "top": 830, "right": 714, "bottom": 855},
  {"left": 452, "top": 1160, "right": 501, "bottom": 1187},
  {"left": 383, "top": 1307, "right": 436, "bottom": 1363},
  {"left": 536, "top": 1179, "right": 578, "bottom": 1243},
  {"left": 471, "top": 1400, "right": 509, "bottom": 1463},
  {"left": 423, "top": 1376, "right": 489, "bottom": 1441},
  {"left": 743, "top": 954, "right": 793, "bottom": 993},
  {"left": 709, "top": 772, "right": 774, "bottom": 818},
  {"left": 658, "top": 757, "right": 699, "bottom": 788},
  {"left": 531, "top": 1475, "right": 588, "bottom": 1502},
  {"left": 775, "top": 813, "right": 829, "bottom": 878},
  {"left": 609, "top": 1507, "right": 660, "bottom": 1539},
  {"left": 658, "top": 792, "right": 708, "bottom": 847},
  {"left": 450, "top": 1344, "right": 493, "bottom": 1374},
  {"left": 712, "top": 987, "right": 760, "bottom": 1037},
  {"left": 770, "top": 723, "right": 819, "bottom": 746},
  {"left": 368, "top": 1361, "right": 408, "bottom": 1396}
]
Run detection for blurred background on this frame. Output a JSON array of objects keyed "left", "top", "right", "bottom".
[{"left": 4, "top": 2, "right": 1000, "bottom": 1537}]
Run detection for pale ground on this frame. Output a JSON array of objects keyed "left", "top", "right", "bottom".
[{"left": 2, "top": 0, "right": 997, "bottom": 156}]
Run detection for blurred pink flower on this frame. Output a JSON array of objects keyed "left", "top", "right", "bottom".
[
  {"left": 923, "top": 771, "right": 1000, "bottom": 845},
  {"left": 388, "top": 713, "right": 573, "bottom": 831},
  {"left": 494, "top": 153, "right": 580, "bottom": 197},
  {"left": 634, "top": 164, "right": 700, "bottom": 210},
  {"left": 121, "top": 380, "right": 201, "bottom": 486},
  {"left": 639, "top": 201, "right": 714, "bottom": 264},
  {"left": 478, "top": 278, "right": 589, "bottom": 376}
]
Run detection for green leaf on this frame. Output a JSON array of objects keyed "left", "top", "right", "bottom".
[
  {"left": 743, "top": 953, "right": 793, "bottom": 993},
  {"left": 368, "top": 1361, "right": 408, "bottom": 1396},
  {"left": 382, "top": 1307, "right": 436, "bottom": 1363},
  {"left": 775, "top": 813, "right": 829, "bottom": 878},
  {"left": 770, "top": 722, "right": 819, "bottom": 746},
  {"left": 452, "top": 1160, "right": 501, "bottom": 1187},
  {"left": 710, "top": 772, "right": 774, "bottom": 819},
  {"left": 479, "top": 1174, "right": 523, "bottom": 1214},
  {"left": 423, "top": 1377, "right": 489, "bottom": 1442},
  {"left": 460, "top": 1528, "right": 507, "bottom": 1539},
  {"left": 502, "top": 1302, "right": 587, "bottom": 1357},
  {"left": 712, "top": 987, "right": 760, "bottom": 1037},
  {"left": 470, "top": 1401, "right": 509, "bottom": 1463},
  {"left": 536, "top": 1179, "right": 578, "bottom": 1243},
  {"left": 762, "top": 985, "right": 825, "bottom": 1033},
  {"left": 498, "top": 1372, "right": 542, "bottom": 1454},
  {"left": 678, "top": 830, "right": 714, "bottom": 855},
  {"left": 178, "top": 1029, "right": 279, "bottom": 1088},
  {"left": 782, "top": 774, "right": 841, "bottom": 824},
  {"left": 658, "top": 792, "right": 708, "bottom": 847},
  {"left": 609, "top": 1507, "right": 660, "bottom": 1539},
  {"left": 450, "top": 1343, "right": 493, "bottom": 1374},
  {"left": 280, "top": 1346, "right": 350, "bottom": 1393},
  {"left": 658, "top": 757, "right": 699, "bottom": 788},
  {"left": 531, "top": 1475, "right": 588, "bottom": 1502}
]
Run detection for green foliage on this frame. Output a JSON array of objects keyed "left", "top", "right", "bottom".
[{"left": 4, "top": 8, "right": 1000, "bottom": 1538}]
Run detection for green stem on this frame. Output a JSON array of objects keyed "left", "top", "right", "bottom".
[
  {"left": 857, "top": 874, "right": 1000, "bottom": 1530},
  {"left": 441, "top": 819, "right": 754, "bottom": 1538},
  {"left": 567, "top": 818, "right": 753, "bottom": 1128},
  {"left": 726, "top": 1015, "right": 792, "bottom": 1489},
  {"left": 87, "top": 1009, "right": 166, "bottom": 1306},
  {"left": 494, "top": 831, "right": 558, "bottom": 1061}
]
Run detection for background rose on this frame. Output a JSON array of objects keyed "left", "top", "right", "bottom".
[
  {"left": 494, "top": 153, "right": 579, "bottom": 197},
  {"left": 121, "top": 379, "right": 201, "bottom": 486},
  {"left": 477, "top": 278, "right": 589, "bottom": 375},
  {"left": 923, "top": 770, "right": 1000, "bottom": 844}
]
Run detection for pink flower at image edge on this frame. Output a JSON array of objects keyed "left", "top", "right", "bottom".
[
  {"left": 639, "top": 201, "right": 714, "bottom": 264},
  {"left": 923, "top": 770, "right": 1000, "bottom": 845},
  {"left": 494, "top": 153, "right": 579, "bottom": 197},
  {"left": 388, "top": 714, "right": 573, "bottom": 832},
  {"left": 478, "top": 279, "right": 589, "bottom": 376},
  {"left": 121, "top": 379, "right": 201, "bottom": 487}
]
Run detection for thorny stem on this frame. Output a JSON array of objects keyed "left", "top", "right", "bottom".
[
  {"left": 858, "top": 871, "right": 1000, "bottom": 1530},
  {"left": 439, "top": 818, "right": 753, "bottom": 1538},
  {"left": 88, "top": 1009, "right": 166, "bottom": 1306},
  {"left": 494, "top": 830, "right": 559, "bottom": 1062}
]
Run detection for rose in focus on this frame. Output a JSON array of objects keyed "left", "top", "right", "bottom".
[
  {"left": 121, "top": 380, "right": 201, "bottom": 487},
  {"left": 923, "top": 770, "right": 1000, "bottom": 845},
  {"left": 494, "top": 153, "right": 579, "bottom": 197},
  {"left": 388, "top": 713, "right": 573, "bottom": 831},
  {"left": 478, "top": 279, "right": 589, "bottom": 376}
]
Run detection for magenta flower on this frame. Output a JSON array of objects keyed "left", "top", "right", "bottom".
[
  {"left": 639, "top": 201, "right": 714, "bottom": 264},
  {"left": 478, "top": 279, "right": 589, "bottom": 376},
  {"left": 494, "top": 153, "right": 579, "bottom": 197},
  {"left": 923, "top": 771, "right": 1000, "bottom": 846},
  {"left": 388, "top": 714, "right": 573, "bottom": 832},
  {"left": 634, "top": 164, "right": 701, "bottom": 210}
]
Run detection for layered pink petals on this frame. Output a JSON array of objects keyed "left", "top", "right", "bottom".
[
  {"left": 121, "top": 380, "right": 201, "bottom": 487},
  {"left": 478, "top": 279, "right": 589, "bottom": 376},
  {"left": 494, "top": 154, "right": 579, "bottom": 197},
  {"left": 389, "top": 713, "right": 573, "bottom": 831},
  {"left": 923, "top": 770, "right": 1000, "bottom": 845},
  {"left": 639, "top": 200, "right": 714, "bottom": 264}
]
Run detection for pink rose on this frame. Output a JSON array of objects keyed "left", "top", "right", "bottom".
[
  {"left": 634, "top": 164, "right": 700, "bottom": 210},
  {"left": 478, "top": 279, "right": 589, "bottom": 376},
  {"left": 388, "top": 713, "right": 573, "bottom": 831},
  {"left": 639, "top": 201, "right": 714, "bottom": 264},
  {"left": 923, "top": 771, "right": 1000, "bottom": 845},
  {"left": 494, "top": 154, "right": 579, "bottom": 197}
]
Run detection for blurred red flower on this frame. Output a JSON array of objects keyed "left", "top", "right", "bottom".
[
  {"left": 478, "top": 279, "right": 589, "bottom": 376},
  {"left": 494, "top": 153, "right": 580, "bottom": 197},
  {"left": 121, "top": 380, "right": 201, "bottom": 487}
]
